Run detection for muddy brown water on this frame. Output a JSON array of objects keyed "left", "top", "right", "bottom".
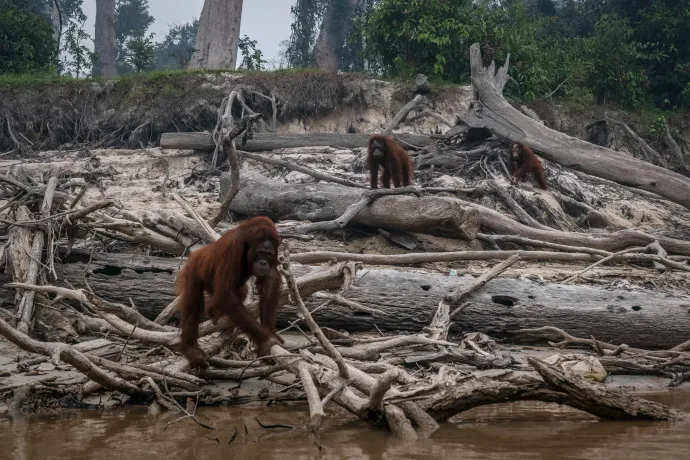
[{"left": 2, "top": 391, "right": 690, "bottom": 460}]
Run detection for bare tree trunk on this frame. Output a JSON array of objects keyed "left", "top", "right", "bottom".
[
  {"left": 313, "top": 0, "right": 360, "bottom": 72},
  {"left": 51, "top": 1, "right": 61, "bottom": 55},
  {"left": 187, "top": 0, "right": 244, "bottom": 71},
  {"left": 93, "top": 0, "right": 118, "bottom": 78}
]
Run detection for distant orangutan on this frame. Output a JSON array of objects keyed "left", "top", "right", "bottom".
[
  {"left": 367, "top": 134, "right": 414, "bottom": 189},
  {"left": 510, "top": 142, "right": 547, "bottom": 190}
]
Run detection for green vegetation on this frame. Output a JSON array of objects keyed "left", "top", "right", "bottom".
[
  {"left": 2, "top": 0, "right": 688, "bottom": 114},
  {"left": 0, "top": 0, "right": 55, "bottom": 74},
  {"left": 355, "top": 0, "right": 690, "bottom": 109},
  {"left": 238, "top": 35, "right": 268, "bottom": 71},
  {"left": 284, "top": 0, "right": 690, "bottom": 110}
]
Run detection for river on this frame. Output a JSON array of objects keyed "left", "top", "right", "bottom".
[{"left": 2, "top": 390, "right": 690, "bottom": 459}]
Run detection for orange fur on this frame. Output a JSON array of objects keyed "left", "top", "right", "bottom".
[
  {"left": 176, "top": 216, "right": 283, "bottom": 368},
  {"left": 511, "top": 143, "right": 547, "bottom": 190},
  {"left": 367, "top": 134, "right": 414, "bottom": 189}
]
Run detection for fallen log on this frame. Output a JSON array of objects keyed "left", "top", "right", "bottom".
[
  {"left": 221, "top": 173, "right": 690, "bottom": 256},
  {"left": 461, "top": 43, "right": 690, "bottom": 210},
  {"left": 221, "top": 171, "right": 480, "bottom": 240},
  {"left": 456, "top": 197, "right": 690, "bottom": 257},
  {"left": 15, "top": 252, "right": 690, "bottom": 349},
  {"left": 160, "top": 132, "right": 432, "bottom": 152}
]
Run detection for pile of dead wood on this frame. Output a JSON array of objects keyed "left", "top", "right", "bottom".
[
  {"left": 2, "top": 43, "right": 690, "bottom": 437},
  {"left": 1, "top": 173, "right": 687, "bottom": 437}
]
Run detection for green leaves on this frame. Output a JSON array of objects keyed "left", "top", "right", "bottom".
[{"left": 0, "top": 0, "right": 55, "bottom": 74}]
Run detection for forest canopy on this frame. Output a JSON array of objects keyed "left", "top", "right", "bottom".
[
  {"left": 2, "top": 0, "right": 689, "bottom": 111},
  {"left": 287, "top": 0, "right": 690, "bottom": 109}
]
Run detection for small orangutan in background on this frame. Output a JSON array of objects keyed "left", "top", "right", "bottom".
[
  {"left": 510, "top": 142, "right": 547, "bottom": 190},
  {"left": 367, "top": 134, "right": 414, "bottom": 189},
  {"left": 176, "top": 216, "right": 283, "bottom": 369}
]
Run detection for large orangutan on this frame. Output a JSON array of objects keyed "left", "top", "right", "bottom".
[
  {"left": 510, "top": 142, "right": 547, "bottom": 190},
  {"left": 367, "top": 134, "right": 414, "bottom": 189},
  {"left": 176, "top": 216, "right": 283, "bottom": 369}
]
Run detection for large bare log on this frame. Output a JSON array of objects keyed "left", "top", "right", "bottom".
[
  {"left": 160, "top": 132, "right": 432, "bottom": 152},
  {"left": 17, "top": 252, "right": 690, "bottom": 349},
  {"left": 221, "top": 173, "right": 690, "bottom": 256},
  {"left": 221, "top": 172, "right": 480, "bottom": 240},
  {"left": 24, "top": 251, "right": 345, "bottom": 320},
  {"left": 462, "top": 43, "right": 690, "bottom": 210}
]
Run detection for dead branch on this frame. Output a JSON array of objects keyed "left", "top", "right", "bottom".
[
  {"left": 427, "top": 255, "right": 519, "bottom": 341},
  {"left": 298, "top": 365, "right": 325, "bottom": 433},
  {"left": 209, "top": 113, "right": 263, "bottom": 228},
  {"left": 366, "top": 369, "right": 399, "bottom": 411},
  {"left": 15, "top": 176, "right": 57, "bottom": 334},
  {"left": 406, "top": 111, "right": 455, "bottom": 127},
  {"left": 663, "top": 121, "right": 689, "bottom": 171},
  {"left": 290, "top": 249, "right": 690, "bottom": 270},
  {"left": 171, "top": 193, "right": 220, "bottom": 243},
  {"left": 594, "top": 118, "right": 667, "bottom": 166},
  {"left": 382, "top": 94, "right": 425, "bottom": 136},
  {"left": 240, "top": 150, "right": 366, "bottom": 189},
  {"left": 529, "top": 357, "right": 684, "bottom": 420},
  {"left": 279, "top": 245, "right": 349, "bottom": 380},
  {"left": 292, "top": 186, "right": 423, "bottom": 234},
  {"left": 0, "top": 317, "right": 144, "bottom": 396},
  {"left": 477, "top": 233, "right": 610, "bottom": 256},
  {"left": 563, "top": 246, "right": 646, "bottom": 283},
  {"left": 488, "top": 180, "right": 552, "bottom": 231},
  {"left": 515, "top": 326, "right": 647, "bottom": 354}
]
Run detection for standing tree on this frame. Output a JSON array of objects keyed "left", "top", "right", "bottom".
[
  {"left": 285, "top": 0, "right": 373, "bottom": 72},
  {"left": 154, "top": 20, "right": 198, "bottom": 70},
  {"left": 115, "top": 0, "right": 153, "bottom": 73},
  {"left": 93, "top": 0, "right": 118, "bottom": 77},
  {"left": 313, "top": 0, "right": 362, "bottom": 72},
  {"left": 126, "top": 33, "right": 155, "bottom": 72},
  {"left": 237, "top": 35, "right": 267, "bottom": 70},
  {"left": 0, "top": 0, "right": 55, "bottom": 73},
  {"left": 187, "top": 0, "right": 244, "bottom": 70},
  {"left": 51, "top": 0, "right": 62, "bottom": 61}
]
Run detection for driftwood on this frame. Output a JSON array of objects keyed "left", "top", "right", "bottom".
[
  {"left": 455, "top": 197, "right": 690, "bottom": 257},
  {"left": 221, "top": 171, "right": 480, "bottom": 240},
  {"left": 461, "top": 42, "right": 690, "bottom": 210},
  {"left": 14, "top": 176, "right": 58, "bottom": 334},
  {"left": 17, "top": 252, "right": 690, "bottom": 350},
  {"left": 382, "top": 95, "right": 425, "bottom": 137},
  {"left": 160, "top": 132, "right": 432, "bottom": 152},
  {"left": 240, "top": 150, "right": 366, "bottom": 189},
  {"left": 220, "top": 173, "right": 690, "bottom": 257}
]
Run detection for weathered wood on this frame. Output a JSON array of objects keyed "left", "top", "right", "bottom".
[
  {"left": 221, "top": 172, "right": 480, "bottom": 240},
  {"left": 160, "top": 132, "right": 433, "bottom": 152},
  {"left": 462, "top": 43, "right": 690, "bottom": 210},
  {"left": 220, "top": 172, "right": 690, "bottom": 256},
  {"left": 30, "top": 250, "right": 329, "bottom": 319},
  {"left": 14, "top": 252, "right": 690, "bottom": 349}
]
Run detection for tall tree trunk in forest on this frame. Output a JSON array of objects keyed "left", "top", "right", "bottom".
[
  {"left": 313, "top": 0, "right": 360, "bottom": 72},
  {"left": 93, "top": 0, "right": 118, "bottom": 77},
  {"left": 187, "top": 0, "right": 244, "bottom": 71},
  {"left": 51, "top": 0, "right": 61, "bottom": 54}
]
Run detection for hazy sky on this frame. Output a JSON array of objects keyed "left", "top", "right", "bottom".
[{"left": 81, "top": 0, "right": 295, "bottom": 66}]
